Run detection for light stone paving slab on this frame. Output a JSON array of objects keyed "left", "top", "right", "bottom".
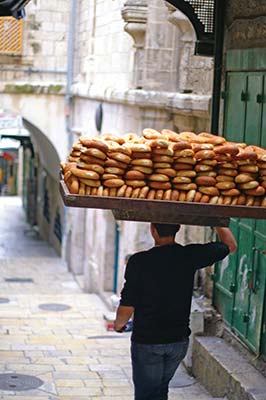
[{"left": 0, "top": 197, "right": 226, "bottom": 399}]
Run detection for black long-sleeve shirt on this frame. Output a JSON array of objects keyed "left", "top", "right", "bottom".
[{"left": 120, "top": 242, "right": 229, "bottom": 344}]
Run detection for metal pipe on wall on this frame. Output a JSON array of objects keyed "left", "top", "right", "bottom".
[
  {"left": 211, "top": 0, "right": 226, "bottom": 135},
  {"left": 66, "top": 0, "right": 76, "bottom": 150}
]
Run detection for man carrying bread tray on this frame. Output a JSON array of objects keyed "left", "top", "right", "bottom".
[{"left": 115, "top": 223, "right": 237, "bottom": 400}]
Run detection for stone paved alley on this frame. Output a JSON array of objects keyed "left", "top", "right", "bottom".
[{"left": 0, "top": 196, "right": 226, "bottom": 400}]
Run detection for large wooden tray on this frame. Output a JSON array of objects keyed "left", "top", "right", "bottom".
[{"left": 60, "top": 180, "right": 266, "bottom": 227}]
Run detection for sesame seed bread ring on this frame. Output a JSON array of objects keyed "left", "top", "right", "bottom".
[
  {"left": 149, "top": 139, "right": 169, "bottom": 149},
  {"left": 131, "top": 188, "right": 141, "bottom": 198},
  {"left": 246, "top": 196, "right": 255, "bottom": 206},
  {"left": 214, "top": 144, "right": 239, "bottom": 156},
  {"left": 250, "top": 145, "right": 266, "bottom": 161},
  {"left": 70, "top": 167, "right": 100, "bottom": 180},
  {"left": 72, "top": 142, "right": 83, "bottom": 151},
  {"left": 215, "top": 154, "right": 233, "bottom": 162},
  {"left": 152, "top": 147, "right": 174, "bottom": 157},
  {"left": 68, "top": 156, "right": 80, "bottom": 162},
  {"left": 163, "top": 189, "right": 172, "bottom": 201},
  {"left": 179, "top": 131, "right": 203, "bottom": 143},
  {"left": 220, "top": 189, "right": 241, "bottom": 196},
  {"left": 149, "top": 181, "right": 171, "bottom": 190},
  {"left": 173, "top": 163, "right": 193, "bottom": 170},
  {"left": 131, "top": 151, "right": 152, "bottom": 159},
  {"left": 235, "top": 173, "right": 254, "bottom": 184},
  {"left": 80, "top": 154, "right": 105, "bottom": 166},
  {"left": 171, "top": 190, "right": 180, "bottom": 201},
  {"left": 91, "top": 187, "right": 98, "bottom": 195},
  {"left": 177, "top": 157, "right": 196, "bottom": 165},
  {"left": 79, "top": 178, "right": 101, "bottom": 187},
  {"left": 153, "top": 155, "right": 173, "bottom": 163},
  {"left": 97, "top": 186, "right": 104, "bottom": 196},
  {"left": 239, "top": 165, "right": 259, "bottom": 173},
  {"left": 108, "top": 152, "right": 131, "bottom": 164},
  {"left": 199, "top": 159, "right": 218, "bottom": 166},
  {"left": 198, "top": 132, "right": 226, "bottom": 145},
  {"left": 103, "top": 179, "right": 125, "bottom": 188},
  {"left": 101, "top": 134, "right": 125, "bottom": 144},
  {"left": 78, "top": 182, "right": 86, "bottom": 195},
  {"left": 216, "top": 175, "right": 234, "bottom": 182},
  {"left": 149, "top": 174, "right": 170, "bottom": 182},
  {"left": 116, "top": 184, "right": 127, "bottom": 197},
  {"left": 105, "top": 167, "right": 125, "bottom": 175},
  {"left": 125, "top": 170, "right": 146, "bottom": 180},
  {"left": 173, "top": 183, "right": 197, "bottom": 191},
  {"left": 102, "top": 188, "right": 109, "bottom": 196},
  {"left": 128, "top": 143, "right": 151, "bottom": 153},
  {"left": 108, "top": 188, "right": 117, "bottom": 197},
  {"left": 261, "top": 181, "right": 266, "bottom": 189},
  {"left": 85, "top": 186, "right": 91, "bottom": 195},
  {"left": 125, "top": 180, "right": 147, "bottom": 188},
  {"left": 170, "top": 141, "right": 192, "bottom": 151},
  {"left": 198, "top": 186, "right": 219, "bottom": 196},
  {"left": 76, "top": 162, "right": 105, "bottom": 175},
  {"left": 209, "top": 196, "right": 219, "bottom": 204},
  {"left": 174, "top": 149, "right": 195, "bottom": 159},
  {"left": 220, "top": 162, "right": 238, "bottom": 169},
  {"left": 200, "top": 195, "right": 211, "bottom": 203},
  {"left": 79, "top": 138, "right": 109, "bottom": 153},
  {"left": 197, "top": 171, "right": 217, "bottom": 177},
  {"left": 108, "top": 145, "right": 132, "bottom": 156},
  {"left": 218, "top": 168, "right": 238, "bottom": 177},
  {"left": 125, "top": 186, "right": 133, "bottom": 198},
  {"left": 235, "top": 148, "right": 258, "bottom": 161},
  {"left": 147, "top": 189, "right": 156, "bottom": 200},
  {"left": 194, "top": 192, "right": 202, "bottom": 202},
  {"left": 105, "top": 158, "right": 127, "bottom": 169},
  {"left": 123, "top": 133, "right": 140, "bottom": 143},
  {"left": 258, "top": 162, "right": 266, "bottom": 168},
  {"left": 238, "top": 181, "right": 260, "bottom": 190},
  {"left": 154, "top": 163, "right": 172, "bottom": 169},
  {"left": 161, "top": 129, "right": 181, "bottom": 142},
  {"left": 261, "top": 197, "right": 266, "bottom": 207},
  {"left": 186, "top": 189, "right": 196, "bottom": 202},
  {"left": 216, "top": 181, "right": 236, "bottom": 190},
  {"left": 194, "top": 164, "right": 214, "bottom": 172},
  {"left": 172, "top": 176, "right": 192, "bottom": 184},
  {"left": 223, "top": 196, "right": 232, "bottom": 205},
  {"left": 139, "top": 186, "right": 150, "bottom": 199},
  {"left": 142, "top": 128, "right": 162, "bottom": 140},
  {"left": 71, "top": 151, "right": 81, "bottom": 157},
  {"left": 192, "top": 143, "right": 214, "bottom": 152},
  {"left": 132, "top": 166, "right": 153, "bottom": 175},
  {"left": 195, "top": 176, "right": 217, "bottom": 186},
  {"left": 81, "top": 147, "right": 107, "bottom": 160},
  {"left": 176, "top": 170, "right": 197, "bottom": 178},
  {"left": 155, "top": 168, "right": 176, "bottom": 178},
  {"left": 131, "top": 159, "right": 153, "bottom": 167},
  {"left": 155, "top": 190, "right": 165, "bottom": 200},
  {"left": 194, "top": 150, "right": 216, "bottom": 160},
  {"left": 102, "top": 174, "right": 120, "bottom": 180},
  {"left": 179, "top": 192, "right": 187, "bottom": 202}
]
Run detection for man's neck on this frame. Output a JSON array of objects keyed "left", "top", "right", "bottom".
[{"left": 155, "top": 237, "right": 176, "bottom": 247}]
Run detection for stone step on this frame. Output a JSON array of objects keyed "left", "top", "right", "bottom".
[{"left": 192, "top": 336, "right": 266, "bottom": 400}]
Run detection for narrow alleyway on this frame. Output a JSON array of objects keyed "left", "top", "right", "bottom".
[{"left": 0, "top": 196, "right": 225, "bottom": 400}]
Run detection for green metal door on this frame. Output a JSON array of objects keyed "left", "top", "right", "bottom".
[{"left": 214, "top": 63, "right": 266, "bottom": 355}]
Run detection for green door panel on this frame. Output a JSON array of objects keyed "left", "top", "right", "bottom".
[
  {"left": 232, "top": 223, "right": 254, "bottom": 340},
  {"left": 214, "top": 219, "right": 239, "bottom": 325},
  {"left": 224, "top": 72, "right": 247, "bottom": 143},
  {"left": 247, "top": 231, "right": 266, "bottom": 354},
  {"left": 244, "top": 74, "right": 263, "bottom": 145}
]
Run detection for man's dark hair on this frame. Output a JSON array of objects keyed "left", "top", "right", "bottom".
[{"left": 153, "top": 223, "right": 180, "bottom": 238}]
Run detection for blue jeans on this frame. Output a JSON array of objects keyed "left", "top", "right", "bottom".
[{"left": 131, "top": 339, "right": 189, "bottom": 400}]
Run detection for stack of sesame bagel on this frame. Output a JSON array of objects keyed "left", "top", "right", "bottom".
[{"left": 60, "top": 129, "right": 266, "bottom": 207}]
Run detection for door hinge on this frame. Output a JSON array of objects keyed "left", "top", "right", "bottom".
[
  {"left": 243, "top": 313, "right": 250, "bottom": 323},
  {"left": 257, "top": 94, "right": 264, "bottom": 103},
  {"left": 241, "top": 91, "right": 248, "bottom": 101},
  {"left": 229, "top": 283, "right": 236, "bottom": 293}
]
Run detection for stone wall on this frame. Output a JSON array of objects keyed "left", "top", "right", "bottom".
[{"left": 225, "top": 0, "right": 266, "bottom": 50}]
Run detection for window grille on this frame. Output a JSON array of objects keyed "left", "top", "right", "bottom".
[
  {"left": 53, "top": 209, "right": 62, "bottom": 243},
  {"left": 183, "top": 0, "right": 214, "bottom": 33},
  {"left": 0, "top": 17, "right": 23, "bottom": 56},
  {"left": 43, "top": 188, "right": 50, "bottom": 223}
]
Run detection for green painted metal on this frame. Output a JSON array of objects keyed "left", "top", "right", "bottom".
[{"left": 214, "top": 48, "right": 266, "bottom": 355}]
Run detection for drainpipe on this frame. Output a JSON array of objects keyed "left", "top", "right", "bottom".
[
  {"left": 113, "top": 222, "right": 120, "bottom": 294},
  {"left": 66, "top": 0, "right": 76, "bottom": 150},
  {"left": 210, "top": 0, "right": 225, "bottom": 135}
]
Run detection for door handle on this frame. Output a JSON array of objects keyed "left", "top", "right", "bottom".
[
  {"left": 251, "top": 247, "right": 260, "bottom": 292},
  {"left": 257, "top": 94, "right": 264, "bottom": 103},
  {"left": 241, "top": 91, "right": 248, "bottom": 101}
]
